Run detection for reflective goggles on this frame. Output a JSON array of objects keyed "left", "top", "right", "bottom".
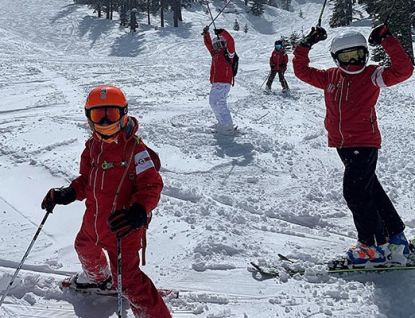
[
  {"left": 336, "top": 47, "right": 366, "bottom": 64},
  {"left": 275, "top": 44, "right": 283, "bottom": 50},
  {"left": 85, "top": 105, "right": 127, "bottom": 125}
]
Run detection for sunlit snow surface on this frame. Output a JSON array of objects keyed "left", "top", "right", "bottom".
[{"left": 1, "top": 0, "right": 415, "bottom": 317}]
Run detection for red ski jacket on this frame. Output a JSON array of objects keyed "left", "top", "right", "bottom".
[
  {"left": 270, "top": 49, "right": 288, "bottom": 71},
  {"left": 204, "top": 29, "right": 235, "bottom": 84},
  {"left": 70, "top": 116, "right": 163, "bottom": 249},
  {"left": 293, "top": 36, "right": 413, "bottom": 148}
]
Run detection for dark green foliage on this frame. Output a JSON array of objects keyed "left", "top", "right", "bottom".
[
  {"left": 360, "top": 0, "right": 414, "bottom": 64},
  {"left": 250, "top": 0, "right": 267, "bottom": 16},
  {"left": 233, "top": 20, "right": 240, "bottom": 31},
  {"left": 281, "top": 0, "right": 291, "bottom": 12},
  {"left": 329, "top": 0, "right": 353, "bottom": 27}
]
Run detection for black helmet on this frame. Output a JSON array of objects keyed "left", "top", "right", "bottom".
[{"left": 274, "top": 40, "right": 283, "bottom": 50}]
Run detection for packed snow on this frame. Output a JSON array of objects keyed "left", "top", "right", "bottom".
[{"left": 1, "top": 0, "right": 415, "bottom": 317}]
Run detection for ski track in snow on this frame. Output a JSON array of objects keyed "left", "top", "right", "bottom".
[{"left": 1, "top": 0, "right": 415, "bottom": 317}]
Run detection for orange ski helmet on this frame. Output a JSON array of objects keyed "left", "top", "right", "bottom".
[{"left": 85, "top": 85, "right": 129, "bottom": 129}]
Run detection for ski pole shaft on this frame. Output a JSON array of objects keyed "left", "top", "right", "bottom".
[
  {"left": 261, "top": 71, "right": 271, "bottom": 88},
  {"left": 207, "top": 0, "right": 233, "bottom": 27},
  {"left": 205, "top": 0, "right": 216, "bottom": 30},
  {"left": 0, "top": 211, "right": 51, "bottom": 307},
  {"left": 116, "top": 237, "right": 122, "bottom": 318},
  {"left": 317, "top": 0, "right": 328, "bottom": 27}
]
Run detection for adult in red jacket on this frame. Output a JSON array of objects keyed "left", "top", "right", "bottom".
[
  {"left": 293, "top": 25, "right": 414, "bottom": 269},
  {"left": 41, "top": 85, "right": 171, "bottom": 318},
  {"left": 203, "top": 26, "right": 237, "bottom": 136},
  {"left": 266, "top": 40, "right": 289, "bottom": 92}
]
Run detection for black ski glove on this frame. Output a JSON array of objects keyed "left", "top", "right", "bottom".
[
  {"left": 368, "top": 24, "right": 392, "bottom": 45},
  {"left": 41, "top": 187, "right": 77, "bottom": 213},
  {"left": 202, "top": 25, "right": 209, "bottom": 35},
  {"left": 107, "top": 203, "right": 148, "bottom": 238},
  {"left": 301, "top": 26, "right": 327, "bottom": 48},
  {"left": 279, "top": 63, "right": 286, "bottom": 68},
  {"left": 214, "top": 28, "right": 224, "bottom": 35}
]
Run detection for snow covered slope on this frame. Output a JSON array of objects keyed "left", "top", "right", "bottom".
[{"left": 1, "top": 0, "right": 415, "bottom": 317}]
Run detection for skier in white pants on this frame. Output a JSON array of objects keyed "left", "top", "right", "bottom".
[{"left": 203, "top": 26, "right": 236, "bottom": 135}]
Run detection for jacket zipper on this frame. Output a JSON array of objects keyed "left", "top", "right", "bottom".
[
  {"left": 338, "top": 78, "right": 345, "bottom": 148},
  {"left": 345, "top": 81, "right": 350, "bottom": 101},
  {"left": 93, "top": 142, "right": 104, "bottom": 245}
]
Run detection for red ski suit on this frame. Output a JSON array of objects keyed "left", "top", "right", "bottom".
[
  {"left": 203, "top": 29, "right": 235, "bottom": 84},
  {"left": 69, "top": 117, "right": 171, "bottom": 318},
  {"left": 270, "top": 49, "right": 288, "bottom": 71},
  {"left": 293, "top": 36, "right": 413, "bottom": 148}
]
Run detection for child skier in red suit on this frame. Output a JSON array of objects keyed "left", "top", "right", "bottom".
[
  {"left": 266, "top": 40, "right": 289, "bottom": 93},
  {"left": 293, "top": 25, "right": 413, "bottom": 269},
  {"left": 41, "top": 85, "right": 171, "bottom": 318}
]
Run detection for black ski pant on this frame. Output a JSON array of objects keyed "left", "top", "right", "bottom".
[
  {"left": 266, "top": 70, "right": 289, "bottom": 90},
  {"left": 337, "top": 147, "right": 405, "bottom": 246}
]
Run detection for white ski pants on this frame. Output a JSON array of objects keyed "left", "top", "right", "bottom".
[{"left": 209, "top": 83, "right": 233, "bottom": 126}]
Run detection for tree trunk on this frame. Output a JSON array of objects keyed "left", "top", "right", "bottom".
[
  {"left": 160, "top": 1, "right": 165, "bottom": 28},
  {"left": 173, "top": 0, "right": 179, "bottom": 27}
]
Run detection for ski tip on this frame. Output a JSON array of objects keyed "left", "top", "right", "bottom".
[
  {"left": 277, "top": 253, "right": 293, "bottom": 262},
  {"left": 159, "top": 289, "right": 179, "bottom": 299}
]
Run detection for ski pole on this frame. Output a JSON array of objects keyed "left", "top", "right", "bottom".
[
  {"left": 205, "top": 0, "right": 217, "bottom": 30},
  {"left": 261, "top": 71, "right": 271, "bottom": 88},
  {"left": 317, "top": 0, "right": 328, "bottom": 27},
  {"left": 0, "top": 210, "right": 51, "bottom": 307},
  {"left": 207, "top": 0, "right": 233, "bottom": 28},
  {"left": 116, "top": 236, "right": 122, "bottom": 318},
  {"left": 368, "top": 0, "right": 397, "bottom": 45}
]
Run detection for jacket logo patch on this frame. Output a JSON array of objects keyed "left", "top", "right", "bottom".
[
  {"left": 327, "top": 83, "right": 335, "bottom": 93},
  {"left": 134, "top": 150, "right": 155, "bottom": 175}
]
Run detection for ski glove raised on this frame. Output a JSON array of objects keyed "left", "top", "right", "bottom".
[
  {"left": 41, "top": 187, "right": 77, "bottom": 213},
  {"left": 301, "top": 26, "right": 327, "bottom": 48},
  {"left": 202, "top": 25, "right": 209, "bottom": 35},
  {"left": 107, "top": 203, "right": 148, "bottom": 238},
  {"left": 214, "top": 28, "right": 224, "bottom": 35},
  {"left": 368, "top": 24, "right": 391, "bottom": 45}
]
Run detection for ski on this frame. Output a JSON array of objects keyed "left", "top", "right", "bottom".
[
  {"left": 250, "top": 253, "right": 415, "bottom": 277},
  {"left": 60, "top": 275, "right": 179, "bottom": 299},
  {"left": 249, "top": 262, "right": 304, "bottom": 277}
]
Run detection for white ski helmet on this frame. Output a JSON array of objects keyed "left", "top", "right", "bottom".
[{"left": 330, "top": 31, "right": 369, "bottom": 74}]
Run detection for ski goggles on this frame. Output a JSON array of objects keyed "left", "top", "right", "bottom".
[
  {"left": 275, "top": 44, "right": 283, "bottom": 50},
  {"left": 85, "top": 105, "right": 128, "bottom": 125},
  {"left": 336, "top": 47, "right": 366, "bottom": 64},
  {"left": 213, "top": 39, "right": 225, "bottom": 51}
]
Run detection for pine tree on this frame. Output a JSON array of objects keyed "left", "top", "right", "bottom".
[
  {"left": 281, "top": 0, "right": 291, "bottom": 11},
  {"left": 361, "top": 0, "right": 414, "bottom": 64},
  {"left": 233, "top": 19, "right": 240, "bottom": 31},
  {"left": 330, "top": 0, "right": 353, "bottom": 27},
  {"left": 250, "top": 0, "right": 266, "bottom": 16}
]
